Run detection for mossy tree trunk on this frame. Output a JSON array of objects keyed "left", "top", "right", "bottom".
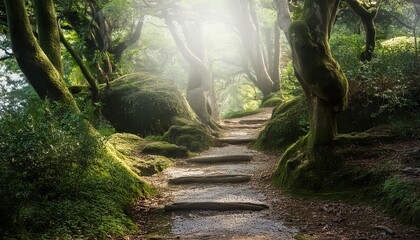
[
  {"left": 165, "top": 13, "right": 218, "bottom": 129},
  {"left": 33, "top": 0, "right": 63, "bottom": 76},
  {"left": 229, "top": 0, "right": 276, "bottom": 97},
  {"left": 289, "top": 1, "right": 348, "bottom": 147},
  {"left": 345, "top": 0, "right": 382, "bottom": 61},
  {"left": 4, "top": 0, "right": 79, "bottom": 113},
  {"left": 274, "top": 0, "right": 348, "bottom": 189},
  {"left": 265, "top": 23, "right": 282, "bottom": 93}
]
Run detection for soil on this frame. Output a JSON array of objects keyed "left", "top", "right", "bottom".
[{"left": 121, "top": 109, "right": 420, "bottom": 240}]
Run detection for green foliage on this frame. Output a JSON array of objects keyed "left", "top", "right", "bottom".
[
  {"left": 163, "top": 117, "right": 213, "bottom": 152},
  {"left": 223, "top": 108, "right": 262, "bottom": 119},
  {"left": 142, "top": 142, "right": 190, "bottom": 158},
  {"left": 107, "top": 133, "right": 175, "bottom": 175},
  {"left": 382, "top": 177, "right": 420, "bottom": 226},
  {"left": 390, "top": 113, "right": 420, "bottom": 139},
  {"left": 0, "top": 101, "right": 152, "bottom": 238},
  {"left": 280, "top": 61, "right": 303, "bottom": 98}
]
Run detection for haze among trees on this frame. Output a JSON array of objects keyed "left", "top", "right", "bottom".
[{"left": 0, "top": 0, "right": 419, "bottom": 238}]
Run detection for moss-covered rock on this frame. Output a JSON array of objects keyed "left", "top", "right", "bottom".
[
  {"left": 223, "top": 108, "right": 262, "bottom": 119},
  {"left": 260, "top": 92, "right": 283, "bottom": 108},
  {"left": 142, "top": 142, "right": 189, "bottom": 158},
  {"left": 163, "top": 117, "right": 213, "bottom": 152},
  {"left": 107, "top": 133, "right": 191, "bottom": 176},
  {"left": 102, "top": 73, "right": 195, "bottom": 136},
  {"left": 255, "top": 96, "right": 309, "bottom": 151}
]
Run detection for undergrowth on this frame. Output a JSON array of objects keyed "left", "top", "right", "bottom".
[{"left": 0, "top": 101, "right": 153, "bottom": 238}]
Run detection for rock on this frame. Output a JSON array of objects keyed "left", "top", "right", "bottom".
[
  {"left": 374, "top": 225, "right": 395, "bottom": 235},
  {"left": 164, "top": 202, "right": 269, "bottom": 211},
  {"left": 163, "top": 117, "right": 213, "bottom": 152},
  {"left": 102, "top": 73, "right": 195, "bottom": 136},
  {"left": 168, "top": 174, "right": 251, "bottom": 184},
  {"left": 142, "top": 142, "right": 190, "bottom": 158},
  {"left": 188, "top": 154, "right": 253, "bottom": 164}
]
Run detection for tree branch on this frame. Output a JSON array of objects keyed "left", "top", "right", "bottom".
[{"left": 59, "top": 26, "right": 100, "bottom": 103}]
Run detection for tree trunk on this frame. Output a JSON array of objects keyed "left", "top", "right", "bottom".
[
  {"left": 345, "top": 0, "right": 381, "bottom": 61},
  {"left": 289, "top": 1, "right": 347, "bottom": 147},
  {"left": 59, "top": 27, "right": 100, "bottom": 104},
  {"left": 272, "top": 23, "right": 281, "bottom": 92},
  {"left": 164, "top": 15, "right": 218, "bottom": 128},
  {"left": 5, "top": 0, "right": 79, "bottom": 113},
  {"left": 229, "top": 0, "right": 275, "bottom": 96},
  {"left": 33, "top": 0, "right": 63, "bottom": 75},
  {"left": 273, "top": 0, "right": 348, "bottom": 189}
]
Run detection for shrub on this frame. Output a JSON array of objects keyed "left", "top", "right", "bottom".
[{"left": 0, "top": 101, "right": 152, "bottom": 238}]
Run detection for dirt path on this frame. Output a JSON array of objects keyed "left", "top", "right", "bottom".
[{"left": 128, "top": 109, "right": 419, "bottom": 240}]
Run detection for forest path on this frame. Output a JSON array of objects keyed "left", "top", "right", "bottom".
[
  {"left": 135, "top": 108, "right": 297, "bottom": 239},
  {"left": 130, "top": 108, "right": 419, "bottom": 240}
]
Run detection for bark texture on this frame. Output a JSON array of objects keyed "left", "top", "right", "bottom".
[
  {"left": 5, "top": 0, "right": 78, "bottom": 112},
  {"left": 288, "top": 1, "right": 347, "bottom": 147},
  {"left": 274, "top": 0, "right": 349, "bottom": 189},
  {"left": 33, "top": 0, "right": 63, "bottom": 75}
]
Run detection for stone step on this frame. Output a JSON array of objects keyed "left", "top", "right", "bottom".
[
  {"left": 238, "top": 119, "right": 268, "bottom": 124},
  {"left": 218, "top": 137, "right": 257, "bottom": 144},
  {"left": 168, "top": 174, "right": 251, "bottom": 185},
  {"left": 188, "top": 154, "right": 252, "bottom": 164},
  {"left": 164, "top": 202, "right": 269, "bottom": 212},
  {"left": 222, "top": 124, "right": 264, "bottom": 129}
]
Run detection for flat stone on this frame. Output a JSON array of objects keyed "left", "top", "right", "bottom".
[
  {"left": 238, "top": 119, "right": 268, "bottom": 124},
  {"left": 218, "top": 137, "right": 257, "bottom": 144},
  {"left": 168, "top": 174, "right": 251, "bottom": 184},
  {"left": 164, "top": 202, "right": 269, "bottom": 211},
  {"left": 188, "top": 154, "right": 252, "bottom": 164}
]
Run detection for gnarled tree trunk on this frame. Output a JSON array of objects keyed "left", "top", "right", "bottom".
[
  {"left": 165, "top": 15, "right": 218, "bottom": 129},
  {"left": 5, "top": 0, "right": 78, "bottom": 113},
  {"left": 345, "top": 0, "right": 382, "bottom": 61},
  {"left": 229, "top": 0, "right": 275, "bottom": 96},
  {"left": 274, "top": 0, "right": 348, "bottom": 189}
]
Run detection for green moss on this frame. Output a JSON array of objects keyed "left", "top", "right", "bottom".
[
  {"left": 142, "top": 142, "right": 190, "bottom": 158},
  {"left": 261, "top": 97, "right": 282, "bottom": 107},
  {"left": 107, "top": 133, "right": 177, "bottom": 176},
  {"left": 273, "top": 134, "right": 389, "bottom": 191},
  {"left": 223, "top": 108, "right": 262, "bottom": 119},
  {"left": 163, "top": 117, "right": 213, "bottom": 152},
  {"left": 260, "top": 92, "right": 283, "bottom": 108},
  {"left": 102, "top": 73, "right": 195, "bottom": 136},
  {"left": 255, "top": 96, "right": 309, "bottom": 152}
]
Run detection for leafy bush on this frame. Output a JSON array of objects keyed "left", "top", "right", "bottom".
[
  {"left": 0, "top": 101, "right": 152, "bottom": 238},
  {"left": 382, "top": 177, "right": 420, "bottom": 226}
]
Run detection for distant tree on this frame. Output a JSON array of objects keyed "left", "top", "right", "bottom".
[
  {"left": 345, "top": 0, "right": 382, "bottom": 61},
  {"left": 228, "top": 0, "right": 277, "bottom": 97},
  {"left": 59, "top": 0, "right": 146, "bottom": 84},
  {"left": 164, "top": 9, "right": 219, "bottom": 128}
]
